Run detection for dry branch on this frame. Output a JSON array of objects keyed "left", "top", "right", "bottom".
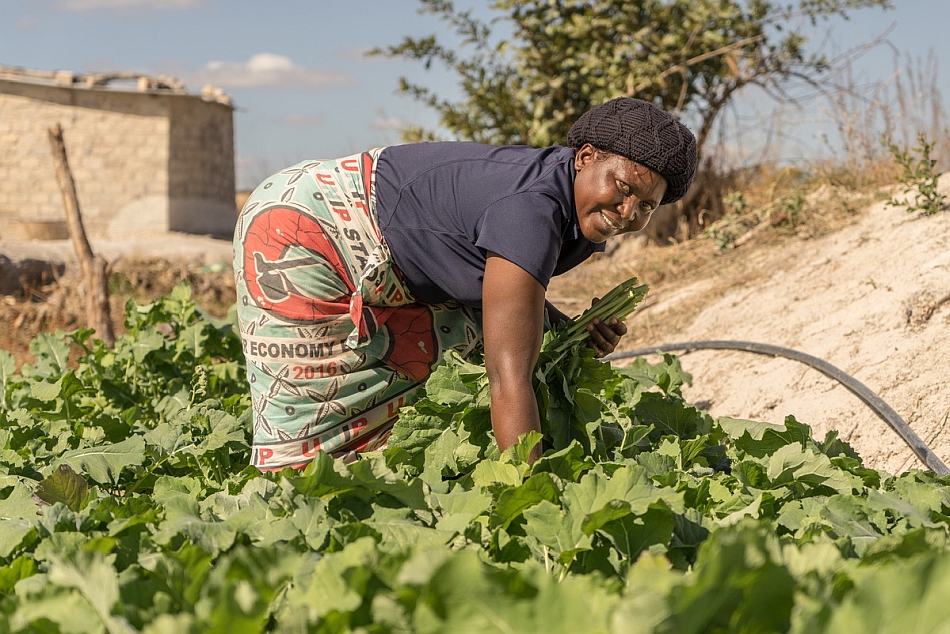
[{"left": 47, "top": 123, "right": 116, "bottom": 347}]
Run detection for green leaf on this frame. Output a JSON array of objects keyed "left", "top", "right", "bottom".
[
  {"left": 820, "top": 495, "right": 885, "bottom": 554},
  {"left": 0, "top": 481, "right": 41, "bottom": 520},
  {"left": 731, "top": 459, "right": 770, "bottom": 489},
  {"left": 616, "top": 353, "right": 692, "bottom": 397},
  {"left": 867, "top": 489, "right": 939, "bottom": 529},
  {"left": 54, "top": 436, "right": 147, "bottom": 485},
  {"left": 0, "top": 519, "right": 36, "bottom": 558},
  {"left": 0, "top": 555, "right": 38, "bottom": 594},
  {"left": 767, "top": 444, "right": 854, "bottom": 494},
  {"left": 826, "top": 553, "right": 950, "bottom": 632},
  {"left": 46, "top": 551, "right": 137, "bottom": 634},
  {"left": 29, "top": 332, "right": 71, "bottom": 377},
  {"left": 29, "top": 377, "right": 63, "bottom": 403},
  {"left": 718, "top": 416, "right": 786, "bottom": 440},
  {"left": 666, "top": 521, "right": 796, "bottom": 633},
  {"left": 502, "top": 430, "right": 543, "bottom": 465},
  {"left": 523, "top": 499, "right": 590, "bottom": 563},
  {"left": 141, "top": 614, "right": 200, "bottom": 634},
  {"left": 716, "top": 492, "right": 764, "bottom": 526},
  {"left": 564, "top": 465, "right": 684, "bottom": 521},
  {"left": 728, "top": 415, "right": 813, "bottom": 458},
  {"left": 492, "top": 472, "right": 561, "bottom": 530},
  {"left": 10, "top": 587, "right": 102, "bottom": 634},
  {"left": 471, "top": 460, "right": 523, "bottom": 488},
  {"left": 137, "top": 542, "right": 213, "bottom": 609},
  {"left": 420, "top": 428, "right": 464, "bottom": 484},
  {"left": 347, "top": 454, "right": 429, "bottom": 509},
  {"left": 413, "top": 551, "right": 536, "bottom": 632},
  {"left": 34, "top": 464, "right": 92, "bottom": 512},
  {"left": 634, "top": 393, "right": 708, "bottom": 439},
  {"left": 432, "top": 487, "right": 492, "bottom": 534},
  {"left": 600, "top": 507, "right": 676, "bottom": 563},
  {"left": 301, "top": 536, "right": 379, "bottom": 619},
  {"left": 129, "top": 330, "right": 169, "bottom": 364},
  {"left": 175, "top": 323, "right": 210, "bottom": 359},
  {"left": 637, "top": 452, "right": 677, "bottom": 479},
  {"left": 423, "top": 366, "right": 477, "bottom": 409},
  {"left": 530, "top": 441, "right": 592, "bottom": 482},
  {"left": 0, "top": 349, "right": 17, "bottom": 394},
  {"left": 365, "top": 506, "right": 452, "bottom": 551},
  {"left": 387, "top": 409, "right": 449, "bottom": 457}
]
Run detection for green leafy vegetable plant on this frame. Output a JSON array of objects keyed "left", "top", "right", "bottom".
[
  {"left": 882, "top": 131, "right": 948, "bottom": 215},
  {"left": 3, "top": 282, "right": 950, "bottom": 632},
  {"left": 546, "top": 277, "right": 649, "bottom": 356}
]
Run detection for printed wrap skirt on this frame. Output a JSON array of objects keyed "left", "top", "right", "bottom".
[{"left": 233, "top": 150, "right": 481, "bottom": 470}]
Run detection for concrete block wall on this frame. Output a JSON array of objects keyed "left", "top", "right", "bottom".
[
  {"left": 167, "top": 97, "right": 236, "bottom": 237},
  {"left": 0, "top": 77, "right": 235, "bottom": 240}
]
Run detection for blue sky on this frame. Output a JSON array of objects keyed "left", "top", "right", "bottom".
[{"left": 3, "top": 0, "right": 947, "bottom": 189}]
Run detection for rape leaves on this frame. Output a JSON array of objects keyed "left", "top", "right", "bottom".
[{"left": 5, "top": 285, "right": 950, "bottom": 631}]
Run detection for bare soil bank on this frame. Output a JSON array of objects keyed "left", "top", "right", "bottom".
[{"left": 550, "top": 175, "right": 950, "bottom": 474}]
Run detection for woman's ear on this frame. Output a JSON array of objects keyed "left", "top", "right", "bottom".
[{"left": 574, "top": 143, "right": 596, "bottom": 171}]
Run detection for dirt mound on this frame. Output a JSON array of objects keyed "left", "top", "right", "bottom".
[{"left": 550, "top": 176, "right": 950, "bottom": 475}]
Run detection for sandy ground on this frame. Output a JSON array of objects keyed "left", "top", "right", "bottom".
[{"left": 600, "top": 179, "right": 950, "bottom": 475}]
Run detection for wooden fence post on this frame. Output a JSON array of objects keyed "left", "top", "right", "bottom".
[{"left": 47, "top": 123, "right": 116, "bottom": 347}]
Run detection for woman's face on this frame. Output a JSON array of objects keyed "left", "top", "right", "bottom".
[{"left": 573, "top": 144, "right": 668, "bottom": 243}]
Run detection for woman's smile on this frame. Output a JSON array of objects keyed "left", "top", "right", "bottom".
[
  {"left": 573, "top": 144, "right": 668, "bottom": 243},
  {"left": 600, "top": 210, "right": 623, "bottom": 232}
]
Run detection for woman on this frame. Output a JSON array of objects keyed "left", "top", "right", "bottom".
[{"left": 233, "top": 97, "right": 697, "bottom": 470}]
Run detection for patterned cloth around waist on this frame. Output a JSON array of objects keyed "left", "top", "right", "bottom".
[{"left": 233, "top": 150, "right": 481, "bottom": 470}]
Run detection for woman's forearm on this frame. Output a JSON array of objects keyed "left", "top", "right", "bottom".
[{"left": 486, "top": 371, "right": 543, "bottom": 462}]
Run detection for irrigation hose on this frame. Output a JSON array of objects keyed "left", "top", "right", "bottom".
[{"left": 604, "top": 340, "right": 950, "bottom": 476}]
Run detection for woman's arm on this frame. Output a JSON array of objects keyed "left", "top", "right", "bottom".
[
  {"left": 483, "top": 256, "right": 630, "bottom": 463},
  {"left": 482, "top": 253, "right": 546, "bottom": 463}
]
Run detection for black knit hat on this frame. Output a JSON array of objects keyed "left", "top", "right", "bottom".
[{"left": 567, "top": 97, "right": 698, "bottom": 205}]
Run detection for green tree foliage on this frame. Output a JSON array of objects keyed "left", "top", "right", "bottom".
[{"left": 375, "top": 0, "right": 892, "bottom": 155}]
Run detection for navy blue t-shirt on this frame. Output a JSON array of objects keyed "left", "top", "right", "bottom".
[{"left": 374, "top": 142, "right": 604, "bottom": 307}]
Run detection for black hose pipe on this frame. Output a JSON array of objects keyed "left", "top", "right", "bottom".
[{"left": 604, "top": 340, "right": 950, "bottom": 476}]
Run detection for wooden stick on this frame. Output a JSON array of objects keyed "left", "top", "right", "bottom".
[{"left": 47, "top": 123, "right": 116, "bottom": 347}]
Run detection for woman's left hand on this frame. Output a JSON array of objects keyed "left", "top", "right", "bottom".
[{"left": 585, "top": 298, "right": 628, "bottom": 357}]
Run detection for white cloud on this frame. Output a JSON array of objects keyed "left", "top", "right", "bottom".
[
  {"left": 187, "top": 53, "right": 355, "bottom": 90},
  {"left": 373, "top": 116, "right": 408, "bottom": 132},
  {"left": 57, "top": 0, "right": 203, "bottom": 10}
]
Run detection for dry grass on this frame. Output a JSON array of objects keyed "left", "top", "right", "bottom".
[
  {"left": 547, "top": 171, "right": 887, "bottom": 353},
  {"left": 1, "top": 257, "right": 235, "bottom": 368}
]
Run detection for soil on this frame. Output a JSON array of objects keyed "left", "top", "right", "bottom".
[
  {"left": 3, "top": 177, "right": 950, "bottom": 475},
  {"left": 0, "top": 234, "right": 235, "bottom": 359}
]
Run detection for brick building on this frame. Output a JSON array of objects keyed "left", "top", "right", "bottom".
[{"left": 0, "top": 65, "right": 236, "bottom": 240}]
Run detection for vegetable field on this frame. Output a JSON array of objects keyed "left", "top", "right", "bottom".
[{"left": 3, "top": 284, "right": 950, "bottom": 633}]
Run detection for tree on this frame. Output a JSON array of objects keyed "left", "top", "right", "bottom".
[{"left": 374, "top": 0, "right": 892, "bottom": 158}]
